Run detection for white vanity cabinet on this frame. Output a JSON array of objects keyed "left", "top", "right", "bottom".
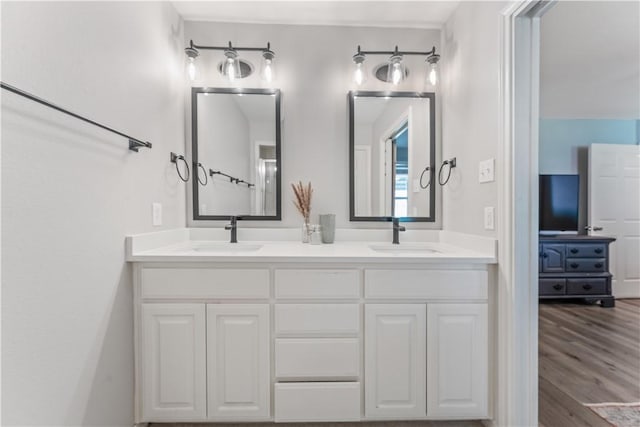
[
  {"left": 133, "top": 261, "right": 491, "bottom": 425},
  {"left": 135, "top": 266, "right": 271, "bottom": 423},
  {"left": 273, "top": 269, "right": 362, "bottom": 422},
  {"left": 363, "top": 269, "right": 489, "bottom": 420}
]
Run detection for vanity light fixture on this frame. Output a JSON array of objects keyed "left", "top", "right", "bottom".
[
  {"left": 184, "top": 40, "right": 275, "bottom": 84},
  {"left": 351, "top": 45, "right": 440, "bottom": 86}
]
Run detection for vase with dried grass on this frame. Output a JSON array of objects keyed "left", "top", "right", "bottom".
[{"left": 292, "top": 181, "right": 313, "bottom": 243}]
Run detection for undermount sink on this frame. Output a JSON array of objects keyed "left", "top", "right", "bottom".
[
  {"left": 178, "top": 242, "right": 263, "bottom": 253},
  {"left": 368, "top": 243, "right": 442, "bottom": 255}
]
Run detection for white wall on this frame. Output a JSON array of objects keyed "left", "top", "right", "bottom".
[
  {"left": 540, "top": 1, "right": 640, "bottom": 119},
  {"left": 185, "top": 21, "right": 440, "bottom": 227},
  {"left": 1, "top": 2, "right": 185, "bottom": 426},
  {"left": 441, "top": 1, "right": 506, "bottom": 237}
]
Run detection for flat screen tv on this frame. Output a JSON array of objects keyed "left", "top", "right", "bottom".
[{"left": 539, "top": 174, "right": 579, "bottom": 234}]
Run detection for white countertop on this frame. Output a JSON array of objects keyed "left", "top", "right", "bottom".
[{"left": 126, "top": 229, "right": 497, "bottom": 264}]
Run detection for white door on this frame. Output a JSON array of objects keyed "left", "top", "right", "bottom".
[
  {"left": 427, "top": 304, "right": 488, "bottom": 418},
  {"left": 354, "top": 145, "right": 372, "bottom": 216},
  {"left": 207, "top": 304, "right": 270, "bottom": 420},
  {"left": 141, "top": 304, "right": 206, "bottom": 421},
  {"left": 364, "top": 304, "right": 426, "bottom": 418},
  {"left": 589, "top": 144, "right": 640, "bottom": 298}
]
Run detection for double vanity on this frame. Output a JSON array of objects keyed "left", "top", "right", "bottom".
[
  {"left": 127, "top": 229, "right": 496, "bottom": 425},
  {"left": 130, "top": 74, "right": 496, "bottom": 425}
]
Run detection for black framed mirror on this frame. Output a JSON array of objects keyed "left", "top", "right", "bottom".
[
  {"left": 349, "top": 91, "right": 436, "bottom": 222},
  {"left": 192, "top": 87, "right": 281, "bottom": 220}
]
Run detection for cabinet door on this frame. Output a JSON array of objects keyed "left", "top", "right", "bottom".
[
  {"left": 141, "top": 304, "right": 206, "bottom": 421},
  {"left": 365, "top": 304, "right": 426, "bottom": 418},
  {"left": 427, "top": 304, "right": 488, "bottom": 418},
  {"left": 541, "top": 244, "right": 565, "bottom": 272},
  {"left": 207, "top": 304, "right": 270, "bottom": 420}
]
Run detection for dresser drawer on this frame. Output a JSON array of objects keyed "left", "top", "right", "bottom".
[
  {"left": 565, "top": 258, "right": 607, "bottom": 273},
  {"left": 275, "top": 382, "right": 361, "bottom": 422},
  {"left": 275, "top": 338, "right": 360, "bottom": 380},
  {"left": 566, "top": 244, "right": 606, "bottom": 258},
  {"left": 365, "top": 269, "right": 488, "bottom": 300},
  {"left": 567, "top": 278, "right": 608, "bottom": 295},
  {"left": 141, "top": 268, "right": 269, "bottom": 299},
  {"left": 539, "top": 279, "right": 566, "bottom": 296},
  {"left": 275, "top": 269, "right": 360, "bottom": 299},
  {"left": 275, "top": 304, "right": 360, "bottom": 336}
]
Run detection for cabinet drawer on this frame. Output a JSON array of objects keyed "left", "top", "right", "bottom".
[
  {"left": 275, "top": 304, "right": 360, "bottom": 336},
  {"left": 565, "top": 258, "right": 607, "bottom": 273},
  {"left": 566, "top": 244, "right": 606, "bottom": 258},
  {"left": 275, "top": 338, "right": 359, "bottom": 380},
  {"left": 365, "top": 269, "right": 488, "bottom": 300},
  {"left": 141, "top": 268, "right": 269, "bottom": 299},
  {"left": 275, "top": 269, "right": 360, "bottom": 299},
  {"left": 539, "top": 279, "right": 566, "bottom": 296},
  {"left": 274, "top": 382, "right": 361, "bottom": 422},
  {"left": 567, "top": 278, "right": 608, "bottom": 295}
]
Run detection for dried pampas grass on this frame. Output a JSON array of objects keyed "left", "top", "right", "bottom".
[{"left": 292, "top": 181, "right": 313, "bottom": 223}]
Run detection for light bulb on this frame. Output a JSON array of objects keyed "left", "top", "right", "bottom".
[
  {"left": 187, "top": 57, "right": 197, "bottom": 81},
  {"left": 354, "top": 63, "right": 364, "bottom": 86},
  {"left": 226, "top": 57, "right": 236, "bottom": 82},
  {"left": 185, "top": 46, "right": 200, "bottom": 82},
  {"left": 263, "top": 59, "right": 273, "bottom": 83},
  {"left": 392, "top": 62, "right": 402, "bottom": 85},
  {"left": 352, "top": 50, "right": 367, "bottom": 86},
  {"left": 261, "top": 47, "right": 276, "bottom": 84},
  {"left": 428, "top": 62, "right": 438, "bottom": 85}
]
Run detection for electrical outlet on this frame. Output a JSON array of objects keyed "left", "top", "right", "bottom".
[
  {"left": 152, "top": 203, "right": 162, "bottom": 226},
  {"left": 484, "top": 206, "right": 495, "bottom": 230},
  {"left": 479, "top": 158, "right": 495, "bottom": 183}
]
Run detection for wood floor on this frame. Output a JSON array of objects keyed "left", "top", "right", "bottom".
[{"left": 539, "top": 299, "right": 640, "bottom": 427}]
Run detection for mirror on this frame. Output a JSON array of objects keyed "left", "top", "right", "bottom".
[
  {"left": 192, "top": 88, "right": 281, "bottom": 220},
  {"left": 349, "top": 91, "right": 435, "bottom": 222}
]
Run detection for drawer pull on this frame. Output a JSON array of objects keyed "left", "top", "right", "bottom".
[
  {"left": 543, "top": 252, "right": 549, "bottom": 258},
  {"left": 571, "top": 263, "right": 579, "bottom": 269},
  {"left": 595, "top": 263, "right": 603, "bottom": 269},
  {"left": 553, "top": 284, "right": 563, "bottom": 290},
  {"left": 570, "top": 248, "right": 578, "bottom": 254},
  {"left": 583, "top": 284, "right": 593, "bottom": 290},
  {"left": 595, "top": 248, "right": 603, "bottom": 254}
]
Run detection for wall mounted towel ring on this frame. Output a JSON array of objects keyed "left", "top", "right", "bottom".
[
  {"left": 170, "top": 152, "right": 190, "bottom": 182},
  {"left": 438, "top": 157, "right": 457, "bottom": 186},
  {"left": 196, "top": 163, "right": 208, "bottom": 185},
  {"left": 419, "top": 166, "right": 432, "bottom": 189}
]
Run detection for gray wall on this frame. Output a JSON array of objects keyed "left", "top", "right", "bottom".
[
  {"left": 441, "top": 1, "right": 506, "bottom": 237},
  {"left": 1, "top": 2, "right": 185, "bottom": 425},
  {"left": 185, "top": 21, "right": 441, "bottom": 227}
]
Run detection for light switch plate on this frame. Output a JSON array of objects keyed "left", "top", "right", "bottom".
[
  {"left": 484, "top": 206, "right": 495, "bottom": 230},
  {"left": 152, "top": 203, "right": 162, "bottom": 226},
  {"left": 479, "top": 158, "right": 495, "bottom": 183}
]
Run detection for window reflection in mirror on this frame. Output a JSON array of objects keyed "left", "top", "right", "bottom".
[
  {"left": 192, "top": 88, "right": 281, "bottom": 220},
  {"left": 349, "top": 91, "right": 436, "bottom": 222}
]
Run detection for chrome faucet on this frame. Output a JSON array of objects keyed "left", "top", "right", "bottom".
[
  {"left": 392, "top": 217, "right": 406, "bottom": 244},
  {"left": 225, "top": 216, "right": 238, "bottom": 243}
]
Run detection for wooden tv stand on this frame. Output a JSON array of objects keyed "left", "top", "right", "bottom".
[{"left": 539, "top": 235, "right": 616, "bottom": 307}]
